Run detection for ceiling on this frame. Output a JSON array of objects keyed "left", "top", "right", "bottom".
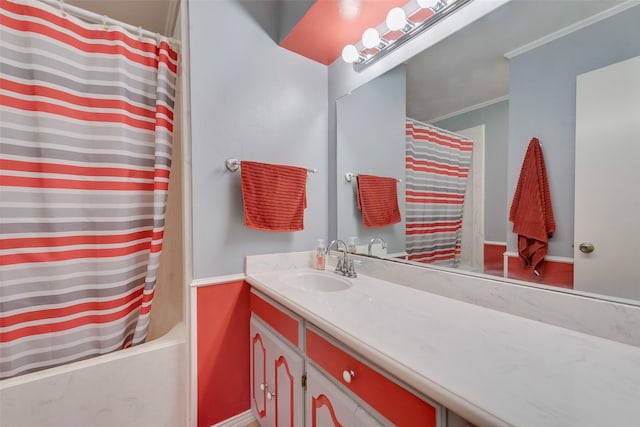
[
  {"left": 280, "top": 0, "right": 408, "bottom": 65},
  {"left": 65, "top": 0, "right": 179, "bottom": 36}
]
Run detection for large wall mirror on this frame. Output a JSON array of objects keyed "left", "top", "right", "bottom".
[{"left": 336, "top": 0, "right": 640, "bottom": 304}]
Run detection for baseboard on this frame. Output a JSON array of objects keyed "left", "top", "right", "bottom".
[{"left": 211, "top": 409, "right": 256, "bottom": 427}]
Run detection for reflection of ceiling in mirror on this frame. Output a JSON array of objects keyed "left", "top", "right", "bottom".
[{"left": 406, "top": 0, "right": 627, "bottom": 122}]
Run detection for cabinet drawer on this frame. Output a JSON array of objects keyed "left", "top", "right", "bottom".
[
  {"left": 306, "top": 327, "right": 439, "bottom": 427},
  {"left": 250, "top": 290, "right": 301, "bottom": 347}
]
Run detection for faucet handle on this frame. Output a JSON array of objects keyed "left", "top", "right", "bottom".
[
  {"left": 335, "top": 256, "right": 344, "bottom": 274},
  {"left": 345, "top": 258, "right": 358, "bottom": 278}
]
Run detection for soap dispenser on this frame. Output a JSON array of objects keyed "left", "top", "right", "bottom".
[
  {"left": 347, "top": 236, "right": 358, "bottom": 254},
  {"left": 314, "top": 239, "right": 326, "bottom": 270}
]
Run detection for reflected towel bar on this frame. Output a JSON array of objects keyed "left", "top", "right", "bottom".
[
  {"left": 345, "top": 172, "right": 401, "bottom": 183},
  {"left": 225, "top": 158, "right": 318, "bottom": 174}
]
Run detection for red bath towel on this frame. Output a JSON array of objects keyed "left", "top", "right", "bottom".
[
  {"left": 509, "top": 138, "right": 555, "bottom": 272},
  {"left": 356, "top": 174, "right": 401, "bottom": 228},
  {"left": 240, "top": 161, "right": 307, "bottom": 232}
]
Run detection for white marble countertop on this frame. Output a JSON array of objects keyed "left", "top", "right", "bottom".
[{"left": 246, "top": 267, "right": 640, "bottom": 427}]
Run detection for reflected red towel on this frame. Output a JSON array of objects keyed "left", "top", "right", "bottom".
[
  {"left": 356, "top": 174, "right": 401, "bottom": 228},
  {"left": 509, "top": 138, "right": 555, "bottom": 271},
  {"left": 240, "top": 161, "right": 307, "bottom": 232}
]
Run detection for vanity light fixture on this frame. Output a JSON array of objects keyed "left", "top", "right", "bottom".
[{"left": 342, "top": 0, "right": 472, "bottom": 70}]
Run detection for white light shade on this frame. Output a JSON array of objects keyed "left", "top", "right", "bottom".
[
  {"left": 362, "top": 28, "right": 380, "bottom": 49},
  {"left": 417, "top": 0, "right": 438, "bottom": 8},
  {"left": 341, "top": 44, "right": 359, "bottom": 63},
  {"left": 386, "top": 7, "right": 407, "bottom": 31}
]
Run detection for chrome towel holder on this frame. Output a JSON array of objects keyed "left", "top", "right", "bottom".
[
  {"left": 225, "top": 158, "right": 318, "bottom": 174},
  {"left": 344, "top": 172, "right": 401, "bottom": 183}
]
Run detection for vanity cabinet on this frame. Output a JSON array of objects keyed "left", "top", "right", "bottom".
[
  {"left": 306, "top": 363, "right": 383, "bottom": 427},
  {"left": 250, "top": 289, "right": 443, "bottom": 427},
  {"left": 306, "top": 326, "right": 441, "bottom": 427},
  {"left": 250, "top": 316, "right": 305, "bottom": 427}
]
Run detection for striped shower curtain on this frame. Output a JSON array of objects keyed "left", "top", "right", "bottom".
[
  {"left": 0, "top": 0, "right": 178, "bottom": 379},
  {"left": 405, "top": 118, "right": 472, "bottom": 267}
]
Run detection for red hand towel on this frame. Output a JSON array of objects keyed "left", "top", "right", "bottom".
[
  {"left": 356, "top": 174, "right": 401, "bottom": 228},
  {"left": 240, "top": 161, "right": 307, "bottom": 232},
  {"left": 509, "top": 138, "right": 556, "bottom": 272}
]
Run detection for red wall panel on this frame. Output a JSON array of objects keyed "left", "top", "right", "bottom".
[
  {"left": 484, "top": 243, "right": 506, "bottom": 277},
  {"left": 507, "top": 256, "right": 573, "bottom": 289},
  {"left": 197, "top": 281, "right": 250, "bottom": 427}
]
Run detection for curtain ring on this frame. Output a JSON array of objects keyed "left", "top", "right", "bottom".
[
  {"left": 102, "top": 15, "right": 108, "bottom": 30},
  {"left": 138, "top": 26, "right": 143, "bottom": 40},
  {"left": 58, "top": 0, "right": 67, "bottom": 17}
]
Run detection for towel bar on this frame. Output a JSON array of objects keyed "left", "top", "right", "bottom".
[
  {"left": 344, "top": 172, "right": 401, "bottom": 183},
  {"left": 225, "top": 158, "right": 317, "bottom": 174}
]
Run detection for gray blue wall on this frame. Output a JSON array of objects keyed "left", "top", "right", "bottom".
[
  {"left": 433, "top": 100, "right": 509, "bottom": 243},
  {"left": 336, "top": 65, "right": 406, "bottom": 253},
  {"left": 189, "top": 0, "right": 328, "bottom": 278},
  {"left": 507, "top": 6, "right": 640, "bottom": 257}
]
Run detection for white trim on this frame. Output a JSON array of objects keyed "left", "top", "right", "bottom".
[
  {"left": 484, "top": 241, "right": 507, "bottom": 247},
  {"left": 504, "top": 251, "right": 574, "bottom": 264},
  {"left": 176, "top": 2, "right": 195, "bottom": 425},
  {"left": 189, "top": 287, "right": 198, "bottom": 427},
  {"left": 504, "top": 1, "right": 638, "bottom": 59},
  {"left": 190, "top": 274, "right": 246, "bottom": 287},
  {"left": 164, "top": 0, "right": 182, "bottom": 37},
  {"left": 427, "top": 95, "right": 509, "bottom": 123},
  {"left": 211, "top": 409, "right": 255, "bottom": 427}
]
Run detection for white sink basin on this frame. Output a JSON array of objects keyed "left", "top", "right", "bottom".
[{"left": 282, "top": 271, "right": 352, "bottom": 292}]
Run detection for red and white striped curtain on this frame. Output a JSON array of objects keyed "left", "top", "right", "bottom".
[
  {"left": 405, "top": 118, "right": 472, "bottom": 267},
  {"left": 0, "top": 0, "right": 178, "bottom": 379}
]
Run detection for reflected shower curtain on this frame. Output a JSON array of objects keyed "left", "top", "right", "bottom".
[
  {"left": 0, "top": 0, "right": 178, "bottom": 379},
  {"left": 405, "top": 118, "right": 472, "bottom": 267}
]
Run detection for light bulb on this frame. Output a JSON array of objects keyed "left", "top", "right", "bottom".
[
  {"left": 362, "top": 28, "right": 380, "bottom": 49},
  {"left": 341, "top": 44, "right": 359, "bottom": 63},
  {"left": 417, "top": 0, "right": 438, "bottom": 8},
  {"left": 386, "top": 7, "right": 407, "bottom": 31}
]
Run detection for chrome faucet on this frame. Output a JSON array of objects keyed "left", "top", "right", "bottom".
[
  {"left": 367, "top": 236, "right": 388, "bottom": 256},
  {"left": 326, "top": 239, "right": 347, "bottom": 256},
  {"left": 326, "top": 239, "right": 357, "bottom": 277}
]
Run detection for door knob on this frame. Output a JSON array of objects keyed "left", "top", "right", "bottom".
[{"left": 579, "top": 242, "right": 595, "bottom": 253}]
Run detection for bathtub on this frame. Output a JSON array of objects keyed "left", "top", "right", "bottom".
[{"left": 0, "top": 323, "right": 188, "bottom": 427}]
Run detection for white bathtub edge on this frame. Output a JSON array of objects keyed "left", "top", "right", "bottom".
[{"left": 0, "top": 322, "right": 186, "bottom": 389}]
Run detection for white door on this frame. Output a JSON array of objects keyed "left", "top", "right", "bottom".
[
  {"left": 457, "top": 125, "right": 485, "bottom": 271},
  {"left": 574, "top": 56, "right": 640, "bottom": 300}
]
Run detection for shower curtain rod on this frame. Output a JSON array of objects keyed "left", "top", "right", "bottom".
[
  {"left": 38, "top": 0, "right": 181, "bottom": 50},
  {"left": 408, "top": 117, "right": 469, "bottom": 141}
]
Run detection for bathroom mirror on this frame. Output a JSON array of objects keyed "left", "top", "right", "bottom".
[{"left": 336, "top": 0, "right": 640, "bottom": 304}]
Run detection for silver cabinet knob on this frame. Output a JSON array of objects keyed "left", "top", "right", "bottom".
[
  {"left": 579, "top": 242, "right": 595, "bottom": 253},
  {"left": 259, "top": 383, "right": 267, "bottom": 391},
  {"left": 266, "top": 391, "right": 276, "bottom": 400}
]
